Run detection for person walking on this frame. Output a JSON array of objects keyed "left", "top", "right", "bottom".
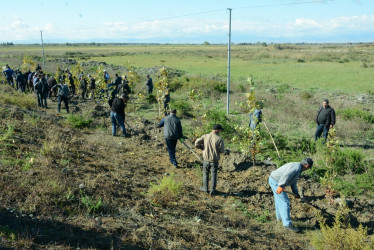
[
  {"left": 109, "top": 94, "right": 129, "bottom": 137},
  {"left": 157, "top": 109, "right": 184, "bottom": 168},
  {"left": 15, "top": 69, "right": 26, "bottom": 93},
  {"left": 268, "top": 158, "right": 313, "bottom": 233},
  {"left": 2, "top": 64, "right": 15, "bottom": 87},
  {"left": 145, "top": 74, "right": 153, "bottom": 94},
  {"left": 195, "top": 124, "right": 225, "bottom": 196},
  {"left": 51, "top": 81, "right": 70, "bottom": 113},
  {"left": 88, "top": 75, "right": 96, "bottom": 100},
  {"left": 47, "top": 75, "right": 57, "bottom": 98},
  {"left": 79, "top": 76, "right": 88, "bottom": 100},
  {"left": 315, "top": 99, "right": 336, "bottom": 142},
  {"left": 40, "top": 74, "right": 50, "bottom": 108},
  {"left": 34, "top": 74, "right": 44, "bottom": 108}
]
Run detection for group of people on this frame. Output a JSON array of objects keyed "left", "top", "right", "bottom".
[
  {"left": 155, "top": 98, "right": 335, "bottom": 233},
  {"left": 3, "top": 62, "right": 337, "bottom": 234}
]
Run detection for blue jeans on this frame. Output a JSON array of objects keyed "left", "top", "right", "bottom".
[
  {"left": 269, "top": 177, "right": 292, "bottom": 227},
  {"left": 111, "top": 111, "right": 126, "bottom": 136},
  {"left": 315, "top": 124, "right": 329, "bottom": 142},
  {"left": 165, "top": 138, "right": 178, "bottom": 166}
]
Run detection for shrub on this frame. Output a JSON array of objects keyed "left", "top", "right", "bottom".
[
  {"left": 340, "top": 108, "right": 374, "bottom": 124},
  {"left": 300, "top": 91, "right": 313, "bottom": 100},
  {"left": 310, "top": 206, "right": 372, "bottom": 250},
  {"left": 168, "top": 78, "right": 183, "bottom": 91},
  {"left": 213, "top": 83, "right": 227, "bottom": 93},
  {"left": 203, "top": 107, "right": 235, "bottom": 137},
  {"left": 147, "top": 173, "right": 183, "bottom": 207},
  {"left": 145, "top": 94, "right": 157, "bottom": 104},
  {"left": 171, "top": 99, "right": 193, "bottom": 117},
  {"left": 66, "top": 114, "right": 93, "bottom": 128}
]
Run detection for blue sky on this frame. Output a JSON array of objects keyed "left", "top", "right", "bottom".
[{"left": 1, "top": 0, "right": 373, "bottom": 43}]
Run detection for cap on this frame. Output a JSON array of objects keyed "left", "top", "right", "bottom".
[
  {"left": 213, "top": 124, "right": 224, "bottom": 131},
  {"left": 301, "top": 158, "right": 313, "bottom": 167}
]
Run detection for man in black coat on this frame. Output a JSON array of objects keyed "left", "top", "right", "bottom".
[
  {"left": 110, "top": 94, "right": 129, "bottom": 137},
  {"left": 145, "top": 74, "right": 153, "bottom": 94},
  {"left": 315, "top": 99, "right": 336, "bottom": 142}
]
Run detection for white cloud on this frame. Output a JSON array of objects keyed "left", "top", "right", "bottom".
[{"left": 1, "top": 14, "right": 374, "bottom": 42}]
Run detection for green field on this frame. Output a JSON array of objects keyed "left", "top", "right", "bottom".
[{"left": 1, "top": 43, "right": 374, "bottom": 93}]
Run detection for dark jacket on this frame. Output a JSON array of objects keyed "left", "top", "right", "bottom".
[
  {"left": 47, "top": 77, "right": 57, "bottom": 89},
  {"left": 315, "top": 105, "right": 336, "bottom": 127},
  {"left": 111, "top": 97, "right": 126, "bottom": 119},
  {"left": 52, "top": 84, "right": 70, "bottom": 98},
  {"left": 146, "top": 77, "right": 153, "bottom": 86},
  {"left": 157, "top": 113, "right": 183, "bottom": 139},
  {"left": 80, "top": 78, "right": 87, "bottom": 90},
  {"left": 2, "top": 68, "right": 15, "bottom": 79}
]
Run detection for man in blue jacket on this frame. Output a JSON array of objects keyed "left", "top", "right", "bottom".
[
  {"left": 2, "top": 65, "right": 15, "bottom": 87},
  {"left": 157, "top": 109, "right": 184, "bottom": 168},
  {"left": 268, "top": 158, "right": 313, "bottom": 232}
]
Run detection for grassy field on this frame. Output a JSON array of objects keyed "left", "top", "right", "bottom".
[
  {"left": 1, "top": 43, "right": 374, "bottom": 93},
  {"left": 0, "top": 44, "right": 374, "bottom": 248}
]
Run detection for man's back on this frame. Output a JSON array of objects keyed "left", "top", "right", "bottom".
[
  {"left": 196, "top": 132, "right": 224, "bottom": 162},
  {"left": 163, "top": 114, "right": 182, "bottom": 139}
]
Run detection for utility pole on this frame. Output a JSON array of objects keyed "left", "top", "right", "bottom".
[
  {"left": 226, "top": 8, "right": 232, "bottom": 115},
  {"left": 40, "top": 30, "right": 45, "bottom": 68}
]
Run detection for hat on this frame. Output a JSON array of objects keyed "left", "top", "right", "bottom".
[
  {"left": 213, "top": 124, "right": 224, "bottom": 131},
  {"left": 301, "top": 158, "right": 313, "bottom": 167}
]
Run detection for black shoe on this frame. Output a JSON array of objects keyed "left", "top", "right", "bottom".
[
  {"left": 284, "top": 225, "right": 300, "bottom": 233},
  {"left": 209, "top": 190, "right": 218, "bottom": 196}
]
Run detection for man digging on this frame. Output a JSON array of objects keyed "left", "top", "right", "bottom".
[
  {"left": 195, "top": 124, "right": 225, "bottom": 196},
  {"left": 268, "top": 158, "right": 313, "bottom": 232}
]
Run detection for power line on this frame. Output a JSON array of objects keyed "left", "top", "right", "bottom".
[{"left": 50, "top": 0, "right": 334, "bottom": 33}]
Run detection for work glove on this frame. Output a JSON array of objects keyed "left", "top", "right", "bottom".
[
  {"left": 276, "top": 187, "right": 285, "bottom": 194},
  {"left": 179, "top": 138, "right": 184, "bottom": 143}
]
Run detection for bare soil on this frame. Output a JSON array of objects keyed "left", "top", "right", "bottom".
[{"left": 0, "top": 94, "right": 373, "bottom": 249}]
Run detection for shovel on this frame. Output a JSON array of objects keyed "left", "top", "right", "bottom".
[
  {"left": 180, "top": 139, "right": 203, "bottom": 162},
  {"left": 124, "top": 121, "right": 139, "bottom": 135},
  {"left": 285, "top": 191, "right": 333, "bottom": 217},
  {"left": 263, "top": 121, "right": 281, "bottom": 159}
]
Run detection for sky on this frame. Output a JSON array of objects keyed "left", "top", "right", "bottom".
[{"left": 0, "top": 0, "right": 373, "bottom": 44}]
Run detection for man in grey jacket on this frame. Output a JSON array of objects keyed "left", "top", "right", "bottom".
[
  {"left": 157, "top": 109, "right": 183, "bottom": 167},
  {"left": 195, "top": 124, "right": 225, "bottom": 196},
  {"left": 268, "top": 158, "right": 313, "bottom": 232}
]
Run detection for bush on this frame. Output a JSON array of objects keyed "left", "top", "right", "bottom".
[
  {"left": 300, "top": 91, "right": 313, "bottom": 100},
  {"left": 147, "top": 173, "right": 183, "bottom": 207},
  {"left": 310, "top": 206, "right": 372, "bottom": 250},
  {"left": 332, "top": 148, "right": 365, "bottom": 175},
  {"left": 204, "top": 107, "right": 235, "bottom": 137},
  {"left": 213, "top": 83, "right": 227, "bottom": 93},
  {"left": 171, "top": 99, "right": 193, "bottom": 117},
  {"left": 168, "top": 78, "right": 184, "bottom": 91},
  {"left": 145, "top": 94, "right": 157, "bottom": 104},
  {"left": 66, "top": 114, "right": 93, "bottom": 128},
  {"left": 340, "top": 108, "right": 374, "bottom": 124}
]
